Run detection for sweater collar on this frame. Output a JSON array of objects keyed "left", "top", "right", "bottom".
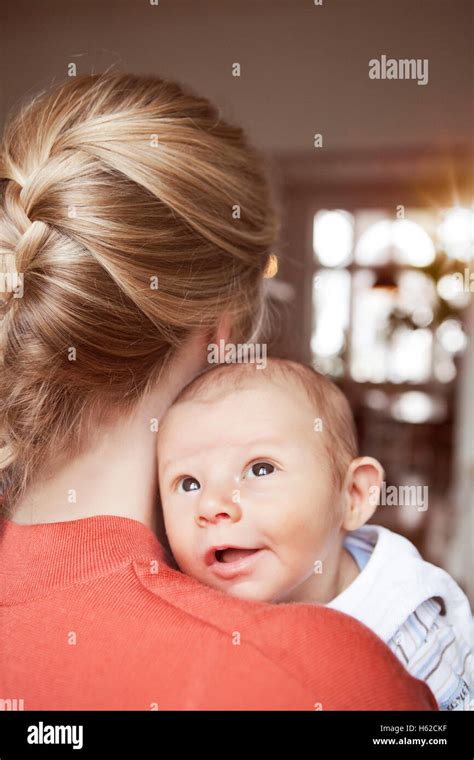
[{"left": 0, "top": 514, "right": 168, "bottom": 604}]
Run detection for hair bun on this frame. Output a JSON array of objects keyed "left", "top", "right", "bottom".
[{"left": 0, "top": 72, "right": 279, "bottom": 512}]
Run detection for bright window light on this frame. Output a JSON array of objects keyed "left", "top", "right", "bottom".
[
  {"left": 313, "top": 210, "right": 354, "bottom": 267},
  {"left": 438, "top": 207, "right": 474, "bottom": 261},
  {"left": 355, "top": 219, "right": 435, "bottom": 267}
]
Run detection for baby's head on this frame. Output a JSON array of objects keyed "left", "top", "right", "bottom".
[{"left": 157, "top": 359, "right": 383, "bottom": 603}]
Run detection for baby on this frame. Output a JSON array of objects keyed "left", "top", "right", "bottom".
[{"left": 157, "top": 357, "right": 473, "bottom": 710}]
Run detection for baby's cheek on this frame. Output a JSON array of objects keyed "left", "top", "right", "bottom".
[
  {"left": 277, "top": 509, "right": 335, "bottom": 563},
  {"left": 270, "top": 507, "right": 316, "bottom": 540},
  {"left": 167, "top": 524, "right": 196, "bottom": 568},
  {"left": 178, "top": 552, "right": 210, "bottom": 584}
]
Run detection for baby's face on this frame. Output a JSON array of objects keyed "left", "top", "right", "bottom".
[{"left": 157, "top": 377, "right": 344, "bottom": 603}]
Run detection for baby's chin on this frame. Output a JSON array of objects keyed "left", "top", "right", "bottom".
[{"left": 209, "top": 578, "right": 282, "bottom": 604}]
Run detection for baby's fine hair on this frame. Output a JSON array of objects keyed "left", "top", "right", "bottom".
[{"left": 167, "top": 357, "right": 359, "bottom": 490}]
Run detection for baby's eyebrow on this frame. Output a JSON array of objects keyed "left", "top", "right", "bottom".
[
  {"left": 159, "top": 457, "right": 190, "bottom": 477},
  {"left": 159, "top": 435, "right": 286, "bottom": 477},
  {"left": 160, "top": 450, "right": 201, "bottom": 477}
]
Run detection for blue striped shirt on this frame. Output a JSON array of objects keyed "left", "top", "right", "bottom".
[{"left": 344, "top": 531, "right": 473, "bottom": 711}]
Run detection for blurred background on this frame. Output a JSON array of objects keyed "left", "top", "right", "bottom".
[{"left": 2, "top": 0, "right": 473, "bottom": 601}]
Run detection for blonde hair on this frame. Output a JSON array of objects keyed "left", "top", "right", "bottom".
[{"left": 0, "top": 72, "right": 280, "bottom": 513}]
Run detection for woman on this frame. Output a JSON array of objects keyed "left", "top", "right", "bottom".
[{"left": 0, "top": 73, "right": 435, "bottom": 710}]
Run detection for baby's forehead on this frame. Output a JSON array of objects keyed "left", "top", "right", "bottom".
[
  {"left": 158, "top": 384, "right": 322, "bottom": 472},
  {"left": 190, "top": 362, "right": 309, "bottom": 402},
  {"left": 159, "top": 369, "right": 314, "bottom": 438}
]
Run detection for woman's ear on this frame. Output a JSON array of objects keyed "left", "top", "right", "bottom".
[
  {"left": 213, "top": 311, "right": 233, "bottom": 346},
  {"left": 341, "top": 456, "right": 385, "bottom": 531}
]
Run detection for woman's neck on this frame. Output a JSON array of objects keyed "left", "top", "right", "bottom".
[
  {"left": 9, "top": 329, "right": 210, "bottom": 528},
  {"left": 10, "top": 407, "right": 161, "bottom": 529}
]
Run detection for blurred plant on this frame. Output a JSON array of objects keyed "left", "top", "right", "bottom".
[{"left": 386, "top": 250, "right": 471, "bottom": 337}]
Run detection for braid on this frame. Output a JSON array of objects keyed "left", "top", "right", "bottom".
[
  {"left": 0, "top": 72, "right": 278, "bottom": 513},
  {"left": 0, "top": 171, "right": 52, "bottom": 317},
  {"left": 5, "top": 180, "right": 50, "bottom": 261}
]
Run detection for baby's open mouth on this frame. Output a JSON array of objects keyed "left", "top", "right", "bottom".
[
  {"left": 205, "top": 545, "right": 266, "bottom": 579},
  {"left": 215, "top": 547, "right": 261, "bottom": 563},
  {"left": 204, "top": 545, "right": 264, "bottom": 566}
]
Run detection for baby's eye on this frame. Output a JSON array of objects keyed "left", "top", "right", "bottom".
[
  {"left": 177, "top": 476, "right": 200, "bottom": 493},
  {"left": 245, "top": 461, "right": 275, "bottom": 479}
]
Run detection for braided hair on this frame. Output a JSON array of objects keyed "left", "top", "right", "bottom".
[{"left": 0, "top": 72, "right": 279, "bottom": 512}]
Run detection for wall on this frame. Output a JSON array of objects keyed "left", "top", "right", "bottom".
[{"left": 1, "top": 0, "right": 472, "bottom": 154}]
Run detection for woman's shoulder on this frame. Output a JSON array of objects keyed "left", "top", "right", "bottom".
[
  {"left": 129, "top": 557, "right": 437, "bottom": 710},
  {"left": 0, "top": 516, "right": 437, "bottom": 710}
]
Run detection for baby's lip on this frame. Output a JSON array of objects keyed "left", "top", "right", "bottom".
[{"left": 203, "top": 544, "right": 265, "bottom": 566}]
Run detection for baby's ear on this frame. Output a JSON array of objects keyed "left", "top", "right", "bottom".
[{"left": 341, "top": 457, "right": 385, "bottom": 531}]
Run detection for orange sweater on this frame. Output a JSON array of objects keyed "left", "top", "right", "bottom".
[{"left": 0, "top": 514, "right": 437, "bottom": 710}]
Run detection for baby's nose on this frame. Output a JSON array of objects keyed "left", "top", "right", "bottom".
[{"left": 195, "top": 491, "right": 240, "bottom": 526}]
